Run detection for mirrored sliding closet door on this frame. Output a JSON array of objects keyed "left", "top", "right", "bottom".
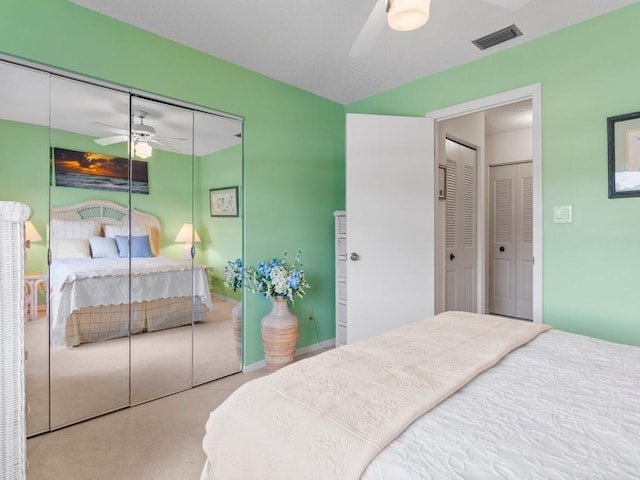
[
  {"left": 128, "top": 96, "right": 194, "bottom": 405},
  {"left": 0, "top": 57, "right": 244, "bottom": 435},
  {"left": 48, "top": 77, "right": 133, "bottom": 428},
  {"left": 192, "top": 110, "right": 244, "bottom": 386},
  {"left": 0, "top": 61, "right": 52, "bottom": 436}
]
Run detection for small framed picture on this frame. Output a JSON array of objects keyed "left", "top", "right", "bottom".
[
  {"left": 438, "top": 165, "right": 447, "bottom": 200},
  {"left": 607, "top": 111, "right": 640, "bottom": 198},
  {"left": 209, "top": 186, "right": 239, "bottom": 217}
]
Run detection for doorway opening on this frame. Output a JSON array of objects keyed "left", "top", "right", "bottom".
[{"left": 429, "top": 85, "right": 541, "bottom": 323}]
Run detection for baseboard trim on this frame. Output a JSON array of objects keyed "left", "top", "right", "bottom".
[
  {"left": 242, "top": 338, "right": 336, "bottom": 373},
  {"left": 296, "top": 338, "right": 335, "bottom": 356}
]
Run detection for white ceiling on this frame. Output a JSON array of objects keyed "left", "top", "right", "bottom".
[
  {"left": 0, "top": 61, "right": 242, "bottom": 157},
  {"left": 70, "top": 0, "right": 638, "bottom": 105},
  {"left": 485, "top": 100, "right": 532, "bottom": 135},
  {"left": 0, "top": 58, "right": 532, "bottom": 150}
]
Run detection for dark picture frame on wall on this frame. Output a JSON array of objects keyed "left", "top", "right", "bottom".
[
  {"left": 53, "top": 147, "right": 149, "bottom": 194},
  {"left": 607, "top": 111, "right": 640, "bottom": 198},
  {"left": 438, "top": 165, "right": 447, "bottom": 200},
  {"left": 210, "top": 186, "right": 239, "bottom": 217}
]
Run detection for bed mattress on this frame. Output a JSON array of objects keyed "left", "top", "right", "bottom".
[
  {"left": 50, "top": 257, "right": 211, "bottom": 346},
  {"left": 362, "top": 329, "right": 640, "bottom": 479}
]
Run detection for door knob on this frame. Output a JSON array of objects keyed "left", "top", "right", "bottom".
[
  {"left": 499, "top": 246, "right": 505, "bottom": 252},
  {"left": 449, "top": 253, "right": 455, "bottom": 261},
  {"left": 350, "top": 252, "right": 360, "bottom": 261}
]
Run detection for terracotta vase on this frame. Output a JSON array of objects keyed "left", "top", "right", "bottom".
[
  {"left": 231, "top": 302, "right": 242, "bottom": 358},
  {"left": 261, "top": 296, "right": 299, "bottom": 371}
]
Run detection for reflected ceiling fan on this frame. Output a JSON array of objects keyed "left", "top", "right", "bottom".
[
  {"left": 92, "top": 110, "right": 187, "bottom": 159},
  {"left": 350, "top": 0, "right": 532, "bottom": 57}
]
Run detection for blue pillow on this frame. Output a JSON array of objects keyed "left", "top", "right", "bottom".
[
  {"left": 89, "top": 236, "right": 119, "bottom": 258},
  {"left": 115, "top": 235, "right": 153, "bottom": 258}
]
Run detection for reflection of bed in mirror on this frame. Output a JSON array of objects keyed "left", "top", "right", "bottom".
[{"left": 49, "top": 200, "right": 212, "bottom": 347}]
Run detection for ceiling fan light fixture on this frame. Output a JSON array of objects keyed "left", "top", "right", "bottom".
[
  {"left": 134, "top": 140, "right": 152, "bottom": 159},
  {"left": 387, "top": 0, "right": 431, "bottom": 32}
]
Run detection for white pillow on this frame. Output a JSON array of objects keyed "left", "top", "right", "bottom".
[
  {"left": 52, "top": 238, "right": 91, "bottom": 259},
  {"left": 89, "top": 236, "right": 119, "bottom": 258},
  {"left": 51, "top": 219, "right": 100, "bottom": 240},
  {"left": 103, "top": 224, "right": 148, "bottom": 238}
]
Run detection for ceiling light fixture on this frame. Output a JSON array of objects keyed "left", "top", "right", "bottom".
[
  {"left": 387, "top": 0, "right": 431, "bottom": 31},
  {"left": 134, "top": 140, "right": 152, "bottom": 159}
]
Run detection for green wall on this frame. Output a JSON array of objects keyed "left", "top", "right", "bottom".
[
  {"left": 0, "top": 0, "right": 345, "bottom": 365},
  {"left": 0, "top": 120, "right": 49, "bottom": 272},
  {"left": 347, "top": 4, "right": 640, "bottom": 346},
  {"left": 49, "top": 130, "right": 195, "bottom": 259},
  {"left": 4, "top": 0, "right": 634, "bottom": 361},
  {"left": 0, "top": 119, "right": 222, "bottom": 267},
  {"left": 198, "top": 145, "right": 243, "bottom": 301}
]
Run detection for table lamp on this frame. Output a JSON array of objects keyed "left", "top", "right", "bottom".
[{"left": 174, "top": 223, "right": 201, "bottom": 260}]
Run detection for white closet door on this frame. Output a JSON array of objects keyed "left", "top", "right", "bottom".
[
  {"left": 444, "top": 139, "right": 477, "bottom": 312},
  {"left": 515, "top": 162, "right": 534, "bottom": 320},
  {"left": 346, "top": 113, "right": 434, "bottom": 343},
  {"left": 489, "top": 161, "right": 533, "bottom": 320},
  {"left": 489, "top": 164, "right": 516, "bottom": 316}
]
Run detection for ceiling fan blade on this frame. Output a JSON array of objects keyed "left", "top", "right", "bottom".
[
  {"left": 349, "top": 0, "right": 388, "bottom": 57},
  {"left": 154, "top": 135, "right": 189, "bottom": 141},
  {"left": 147, "top": 138, "right": 180, "bottom": 152},
  {"left": 481, "top": 0, "right": 531, "bottom": 11},
  {"left": 95, "top": 135, "right": 128, "bottom": 146},
  {"left": 90, "top": 121, "right": 127, "bottom": 135}
]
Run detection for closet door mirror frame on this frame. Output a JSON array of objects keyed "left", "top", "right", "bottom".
[{"left": 0, "top": 56, "right": 244, "bottom": 434}]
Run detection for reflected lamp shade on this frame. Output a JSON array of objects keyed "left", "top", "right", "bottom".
[
  {"left": 174, "top": 223, "right": 201, "bottom": 259},
  {"left": 387, "top": 0, "right": 431, "bottom": 31},
  {"left": 25, "top": 220, "right": 43, "bottom": 249}
]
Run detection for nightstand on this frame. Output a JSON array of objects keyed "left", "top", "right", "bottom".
[{"left": 25, "top": 271, "right": 48, "bottom": 321}]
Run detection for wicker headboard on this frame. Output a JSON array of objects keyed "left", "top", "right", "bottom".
[{"left": 50, "top": 200, "right": 161, "bottom": 255}]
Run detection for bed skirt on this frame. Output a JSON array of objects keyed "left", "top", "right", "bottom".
[{"left": 55, "top": 296, "right": 207, "bottom": 347}]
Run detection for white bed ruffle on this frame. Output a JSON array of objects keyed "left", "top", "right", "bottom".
[{"left": 50, "top": 257, "right": 211, "bottom": 346}]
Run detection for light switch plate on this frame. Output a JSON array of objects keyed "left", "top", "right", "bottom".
[{"left": 553, "top": 205, "right": 572, "bottom": 223}]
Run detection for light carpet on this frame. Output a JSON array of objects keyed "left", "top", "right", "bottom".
[
  {"left": 25, "top": 298, "right": 248, "bottom": 479},
  {"left": 26, "top": 368, "right": 268, "bottom": 480}
]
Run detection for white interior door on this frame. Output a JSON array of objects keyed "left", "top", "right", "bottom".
[
  {"left": 444, "top": 139, "right": 477, "bottom": 312},
  {"left": 515, "top": 162, "right": 534, "bottom": 320},
  {"left": 489, "top": 164, "right": 516, "bottom": 316},
  {"left": 346, "top": 113, "right": 434, "bottom": 343},
  {"left": 489, "top": 161, "right": 533, "bottom": 320}
]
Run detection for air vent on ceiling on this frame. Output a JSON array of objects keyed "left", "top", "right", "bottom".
[{"left": 472, "top": 24, "right": 522, "bottom": 51}]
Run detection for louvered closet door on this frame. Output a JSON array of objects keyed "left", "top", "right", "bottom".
[
  {"left": 515, "top": 162, "right": 533, "bottom": 320},
  {"left": 489, "top": 162, "right": 533, "bottom": 320},
  {"left": 444, "top": 139, "right": 477, "bottom": 312}
]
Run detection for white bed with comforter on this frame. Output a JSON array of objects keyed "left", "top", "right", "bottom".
[
  {"left": 50, "top": 256, "right": 211, "bottom": 346},
  {"left": 49, "top": 200, "right": 212, "bottom": 347},
  {"left": 201, "top": 311, "right": 640, "bottom": 480},
  {"left": 362, "top": 328, "right": 639, "bottom": 479}
]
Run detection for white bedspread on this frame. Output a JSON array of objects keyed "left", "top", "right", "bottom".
[
  {"left": 50, "top": 257, "right": 211, "bottom": 343},
  {"left": 201, "top": 312, "right": 550, "bottom": 480},
  {"left": 362, "top": 329, "right": 640, "bottom": 479}
]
